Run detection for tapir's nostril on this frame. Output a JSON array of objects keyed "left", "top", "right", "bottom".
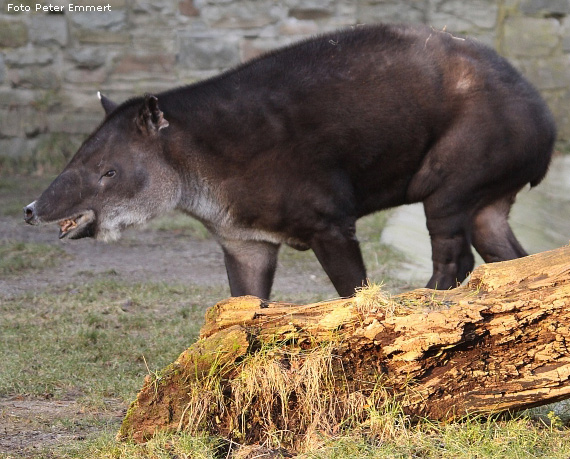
[{"left": 24, "top": 203, "right": 36, "bottom": 224}]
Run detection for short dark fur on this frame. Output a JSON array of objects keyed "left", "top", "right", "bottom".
[{"left": 25, "top": 24, "right": 556, "bottom": 298}]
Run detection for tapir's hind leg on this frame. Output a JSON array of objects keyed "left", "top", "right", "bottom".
[
  {"left": 311, "top": 223, "right": 367, "bottom": 297},
  {"left": 221, "top": 240, "right": 280, "bottom": 299},
  {"left": 472, "top": 195, "right": 527, "bottom": 263},
  {"left": 423, "top": 204, "right": 475, "bottom": 290}
]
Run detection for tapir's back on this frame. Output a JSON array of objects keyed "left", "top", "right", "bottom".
[{"left": 177, "top": 24, "right": 554, "bottom": 215}]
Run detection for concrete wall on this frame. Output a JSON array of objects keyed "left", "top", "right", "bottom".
[{"left": 0, "top": 0, "right": 569, "bottom": 172}]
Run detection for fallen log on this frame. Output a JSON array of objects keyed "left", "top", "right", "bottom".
[{"left": 118, "top": 245, "right": 570, "bottom": 450}]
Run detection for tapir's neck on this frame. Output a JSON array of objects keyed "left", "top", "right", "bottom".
[
  {"left": 175, "top": 174, "right": 231, "bottom": 231},
  {"left": 154, "top": 67, "right": 291, "bottom": 230}
]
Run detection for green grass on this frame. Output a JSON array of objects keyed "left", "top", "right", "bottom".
[
  {"left": 0, "top": 278, "right": 225, "bottom": 406},
  {"left": 54, "top": 409, "right": 570, "bottom": 458},
  {"left": 51, "top": 430, "right": 225, "bottom": 458},
  {"left": 0, "top": 241, "right": 67, "bottom": 275},
  {"left": 299, "top": 416, "right": 570, "bottom": 458}
]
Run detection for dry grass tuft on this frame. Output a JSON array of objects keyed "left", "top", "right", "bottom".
[
  {"left": 354, "top": 281, "right": 396, "bottom": 317},
  {"left": 229, "top": 344, "right": 341, "bottom": 450},
  {"left": 172, "top": 334, "right": 414, "bottom": 454}
]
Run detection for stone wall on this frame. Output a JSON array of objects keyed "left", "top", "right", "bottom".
[{"left": 0, "top": 0, "right": 569, "bottom": 172}]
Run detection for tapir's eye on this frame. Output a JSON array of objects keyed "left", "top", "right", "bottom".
[{"left": 103, "top": 170, "right": 116, "bottom": 178}]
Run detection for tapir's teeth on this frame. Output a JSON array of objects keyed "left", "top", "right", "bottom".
[
  {"left": 58, "top": 217, "right": 81, "bottom": 239},
  {"left": 59, "top": 218, "right": 78, "bottom": 234},
  {"left": 56, "top": 211, "right": 95, "bottom": 239}
]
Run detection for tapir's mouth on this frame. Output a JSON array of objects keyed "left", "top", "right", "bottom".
[{"left": 58, "top": 210, "right": 96, "bottom": 240}]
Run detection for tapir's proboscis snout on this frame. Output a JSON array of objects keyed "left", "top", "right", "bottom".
[
  {"left": 23, "top": 165, "right": 103, "bottom": 239},
  {"left": 24, "top": 24, "right": 556, "bottom": 300}
]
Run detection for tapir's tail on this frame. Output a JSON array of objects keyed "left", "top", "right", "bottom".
[{"left": 529, "top": 108, "right": 557, "bottom": 188}]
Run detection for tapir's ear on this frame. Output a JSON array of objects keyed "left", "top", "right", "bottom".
[
  {"left": 136, "top": 94, "right": 169, "bottom": 134},
  {"left": 97, "top": 91, "right": 118, "bottom": 116}
]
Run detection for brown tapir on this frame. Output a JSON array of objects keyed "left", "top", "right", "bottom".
[{"left": 24, "top": 24, "right": 556, "bottom": 298}]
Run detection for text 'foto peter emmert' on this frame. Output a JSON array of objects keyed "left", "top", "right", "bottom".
[{"left": 7, "top": 3, "right": 112, "bottom": 12}]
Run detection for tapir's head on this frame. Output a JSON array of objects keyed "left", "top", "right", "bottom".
[{"left": 24, "top": 93, "right": 181, "bottom": 242}]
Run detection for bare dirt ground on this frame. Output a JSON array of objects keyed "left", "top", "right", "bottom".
[
  {"left": 1, "top": 213, "right": 338, "bottom": 301},
  {"left": 0, "top": 397, "right": 125, "bottom": 457}
]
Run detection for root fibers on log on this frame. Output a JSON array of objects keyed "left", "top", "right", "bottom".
[{"left": 118, "top": 245, "right": 570, "bottom": 448}]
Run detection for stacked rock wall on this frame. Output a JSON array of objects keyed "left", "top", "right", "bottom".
[{"left": 0, "top": 0, "right": 568, "bottom": 171}]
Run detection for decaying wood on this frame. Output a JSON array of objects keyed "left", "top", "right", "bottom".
[{"left": 119, "top": 245, "right": 570, "bottom": 446}]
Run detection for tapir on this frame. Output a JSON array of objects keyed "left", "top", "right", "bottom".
[{"left": 24, "top": 24, "right": 556, "bottom": 298}]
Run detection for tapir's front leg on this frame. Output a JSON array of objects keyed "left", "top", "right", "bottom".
[
  {"left": 221, "top": 240, "right": 280, "bottom": 299},
  {"left": 311, "top": 225, "right": 367, "bottom": 298}
]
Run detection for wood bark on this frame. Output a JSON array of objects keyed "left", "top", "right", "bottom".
[{"left": 119, "top": 245, "right": 570, "bottom": 445}]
